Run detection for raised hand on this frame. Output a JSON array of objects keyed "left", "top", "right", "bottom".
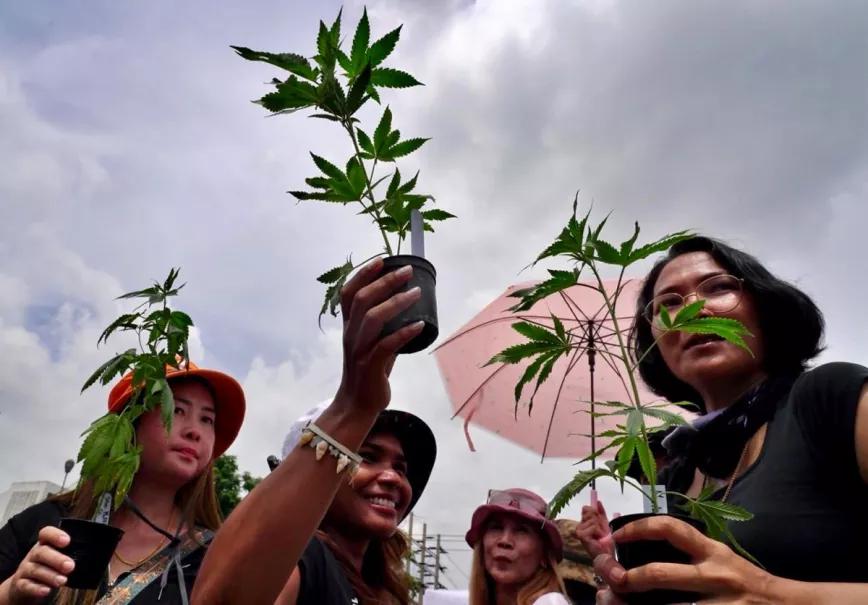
[{"left": 333, "top": 258, "right": 424, "bottom": 414}]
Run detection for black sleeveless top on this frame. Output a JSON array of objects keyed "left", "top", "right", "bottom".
[
  {"left": 298, "top": 537, "right": 358, "bottom": 605},
  {"left": 0, "top": 500, "right": 207, "bottom": 603},
  {"left": 662, "top": 362, "right": 868, "bottom": 582}
]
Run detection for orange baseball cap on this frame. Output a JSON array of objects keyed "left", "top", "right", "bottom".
[{"left": 107, "top": 361, "right": 246, "bottom": 458}]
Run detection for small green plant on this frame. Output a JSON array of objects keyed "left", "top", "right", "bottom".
[
  {"left": 488, "top": 198, "right": 757, "bottom": 560},
  {"left": 77, "top": 269, "right": 193, "bottom": 508},
  {"left": 234, "top": 8, "right": 454, "bottom": 322}
]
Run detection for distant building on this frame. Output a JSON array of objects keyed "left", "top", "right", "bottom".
[{"left": 0, "top": 481, "right": 62, "bottom": 525}]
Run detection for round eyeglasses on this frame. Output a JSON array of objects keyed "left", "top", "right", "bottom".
[{"left": 644, "top": 274, "right": 744, "bottom": 327}]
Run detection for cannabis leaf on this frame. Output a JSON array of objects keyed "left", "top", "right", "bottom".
[
  {"left": 78, "top": 269, "right": 193, "bottom": 509},
  {"left": 233, "top": 7, "right": 454, "bottom": 318}
]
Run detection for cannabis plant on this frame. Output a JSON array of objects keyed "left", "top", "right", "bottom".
[
  {"left": 77, "top": 269, "right": 193, "bottom": 509},
  {"left": 234, "top": 8, "right": 454, "bottom": 322},
  {"left": 489, "top": 199, "right": 756, "bottom": 558}
]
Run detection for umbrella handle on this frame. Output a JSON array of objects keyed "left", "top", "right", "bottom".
[
  {"left": 590, "top": 487, "right": 598, "bottom": 508},
  {"left": 463, "top": 409, "right": 477, "bottom": 453}
]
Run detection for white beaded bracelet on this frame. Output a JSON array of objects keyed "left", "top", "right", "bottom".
[{"left": 298, "top": 421, "right": 363, "bottom": 476}]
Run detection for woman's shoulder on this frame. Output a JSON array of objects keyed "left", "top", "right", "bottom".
[
  {"left": 531, "top": 592, "right": 572, "bottom": 605},
  {"left": 783, "top": 362, "right": 868, "bottom": 471},
  {"left": 786, "top": 362, "right": 868, "bottom": 416},
  {"left": 791, "top": 362, "right": 868, "bottom": 398},
  {"left": 2, "top": 499, "right": 66, "bottom": 538}
]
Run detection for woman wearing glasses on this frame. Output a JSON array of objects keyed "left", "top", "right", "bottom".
[
  {"left": 466, "top": 488, "right": 570, "bottom": 605},
  {"left": 579, "top": 236, "right": 868, "bottom": 603}
]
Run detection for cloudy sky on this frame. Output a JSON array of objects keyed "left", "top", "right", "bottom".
[{"left": 2, "top": 0, "right": 867, "bottom": 587}]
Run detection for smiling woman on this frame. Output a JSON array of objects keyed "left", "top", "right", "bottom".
[
  {"left": 275, "top": 403, "right": 436, "bottom": 605},
  {"left": 190, "top": 259, "right": 437, "bottom": 605}
]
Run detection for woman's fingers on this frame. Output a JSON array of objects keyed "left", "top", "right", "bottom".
[
  {"left": 596, "top": 498, "right": 608, "bottom": 520},
  {"left": 14, "top": 576, "right": 54, "bottom": 599},
  {"left": 613, "top": 515, "right": 714, "bottom": 559},
  {"left": 354, "top": 286, "right": 421, "bottom": 356},
  {"left": 22, "top": 559, "right": 68, "bottom": 588},
  {"left": 367, "top": 321, "right": 425, "bottom": 370},
  {"left": 618, "top": 561, "right": 713, "bottom": 594},
  {"left": 36, "top": 526, "right": 70, "bottom": 550},
  {"left": 30, "top": 542, "right": 74, "bottom": 577},
  {"left": 594, "top": 553, "right": 626, "bottom": 587},
  {"left": 33, "top": 528, "right": 74, "bottom": 576},
  {"left": 339, "top": 258, "right": 385, "bottom": 321},
  {"left": 344, "top": 264, "right": 413, "bottom": 334}
]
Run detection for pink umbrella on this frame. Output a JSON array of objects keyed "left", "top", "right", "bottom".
[{"left": 434, "top": 278, "right": 689, "bottom": 460}]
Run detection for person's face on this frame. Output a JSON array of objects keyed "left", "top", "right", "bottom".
[
  {"left": 326, "top": 432, "right": 412, "bottom": 539},
  {"left": 136, "top": 379, "right": 216, "bottom": 487},
  {"left": 651, "top": 252, "right": 766, "bottom": 399},
  {"left": 482, "top": 513, "right": 546, "bottom": 589}
]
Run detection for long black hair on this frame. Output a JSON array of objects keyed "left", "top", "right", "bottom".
[{"left": 630, "top": 236, "right": 825, "bottom": 411}]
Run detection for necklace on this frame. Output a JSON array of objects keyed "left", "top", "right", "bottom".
[
  {"left": 112, "top": 509, "right": 178, "bottom": 568},
  {"left": 721, "top": 438, "right": 751, "bottom": 503},
  {"left": 701, "top": 435, "right": 752, "bottom": 503}
]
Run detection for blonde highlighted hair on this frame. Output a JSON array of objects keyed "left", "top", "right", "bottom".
[{"left": 468, "top": 542, "right": 566, "bottom": 605}]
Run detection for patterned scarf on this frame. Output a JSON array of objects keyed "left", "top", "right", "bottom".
[{"left": 662, "top": 374, "right": 796, "bottom": 479}]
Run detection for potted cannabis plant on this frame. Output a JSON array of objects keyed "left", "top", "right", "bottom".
[
  {"left": 489, "top": 200, "right": 756, "bottom": 605},
  {"left": 233, "top": 8, "right": 453, "bottom": 353},
  {"left": 61, "top": 269, "right": 194, "bottom": 588}
]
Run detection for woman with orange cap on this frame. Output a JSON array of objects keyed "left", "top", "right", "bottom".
[
  {"left": 466, "top": 488, "right": 570, "bottom": 605},
  {"left": 0, "top": 362, "right": 246, "bottom": 605}
]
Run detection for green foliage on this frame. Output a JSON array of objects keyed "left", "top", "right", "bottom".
[
  {"left": 78, "top": 269, "right": 193, "bottom": 509},
  {"left": 680, "top": 487, "right": 760, "bottom": 566},
  {"left": 234, "top": 8, "right": 454, "bottom": 322},
  {"left": 489, "top": 198, "right": 757, "bottom": 557},
  {"left": 549, "top": 467, "right": 614, "bottom": 518},
  {"left": 317, "top": 258, "right": 354, "bottom": 326},
  {"left": 213, "top": 454, "right": 263, "bottom": 517}
]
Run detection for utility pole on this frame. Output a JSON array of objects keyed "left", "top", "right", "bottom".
[
  {"left": 433, "top": 533, "right": 442, "bottom": 588},
  {"left": 406, "top": 512, "right": 414, "bottom": 575},
  {"left": 417, "top": 522, "right": 427, "bottom": 604}
]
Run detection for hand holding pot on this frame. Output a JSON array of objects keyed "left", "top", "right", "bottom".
[
  {"left": 594, "top": 515, "right": 774, "bottom": 604},
  {"left": 332, "top": 258, "right": 424, "bottom": 416},
  {"left": 1, "top": 526, "right": 74, "bottom": 604}
]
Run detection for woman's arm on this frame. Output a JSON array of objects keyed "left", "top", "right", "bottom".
[
  {"left": 273, "top": 568, "right": 300, "bottom": 605},
  {"left": 192, "top": 260, "right": 424, "bottom": 605}
]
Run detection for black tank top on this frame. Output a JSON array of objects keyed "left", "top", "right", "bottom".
[
  {"left": 662, "top": 362, "right": 868, "bottom": 582},
  {"left": 298, "top": 537, "right": 359, "bottom": 605}
]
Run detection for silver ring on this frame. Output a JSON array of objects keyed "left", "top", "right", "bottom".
[{"left": 593, "top": 573, "right": 606, "bottom": 587}]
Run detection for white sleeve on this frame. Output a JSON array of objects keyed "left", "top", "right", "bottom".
[{"left": 531, "top": 593, "right": 571, "bottom": 605}]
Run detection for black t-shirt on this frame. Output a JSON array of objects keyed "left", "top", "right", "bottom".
[
  {"left": 298, "top": 537, "right": 358, "bottom": 605},
  {"left": 662, "top": 362, "right": 868, "bottom": 582},
  {"left": 0, "top": 500, "right": 206, "bottom": 604}
]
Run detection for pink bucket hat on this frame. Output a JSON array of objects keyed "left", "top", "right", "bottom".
[{"left": 465, "top": 488, "right": 563, "bottom": 561}]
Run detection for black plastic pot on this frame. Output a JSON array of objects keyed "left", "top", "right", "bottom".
[
  {"left": 609, "top": 513, "right": 704, "bottom": 605},
  {"left": 58, "top": 518, "right": 124, "bottom": 589},
  {"left": 380, "top": 255, "right": 438, "bottom": 354}
]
